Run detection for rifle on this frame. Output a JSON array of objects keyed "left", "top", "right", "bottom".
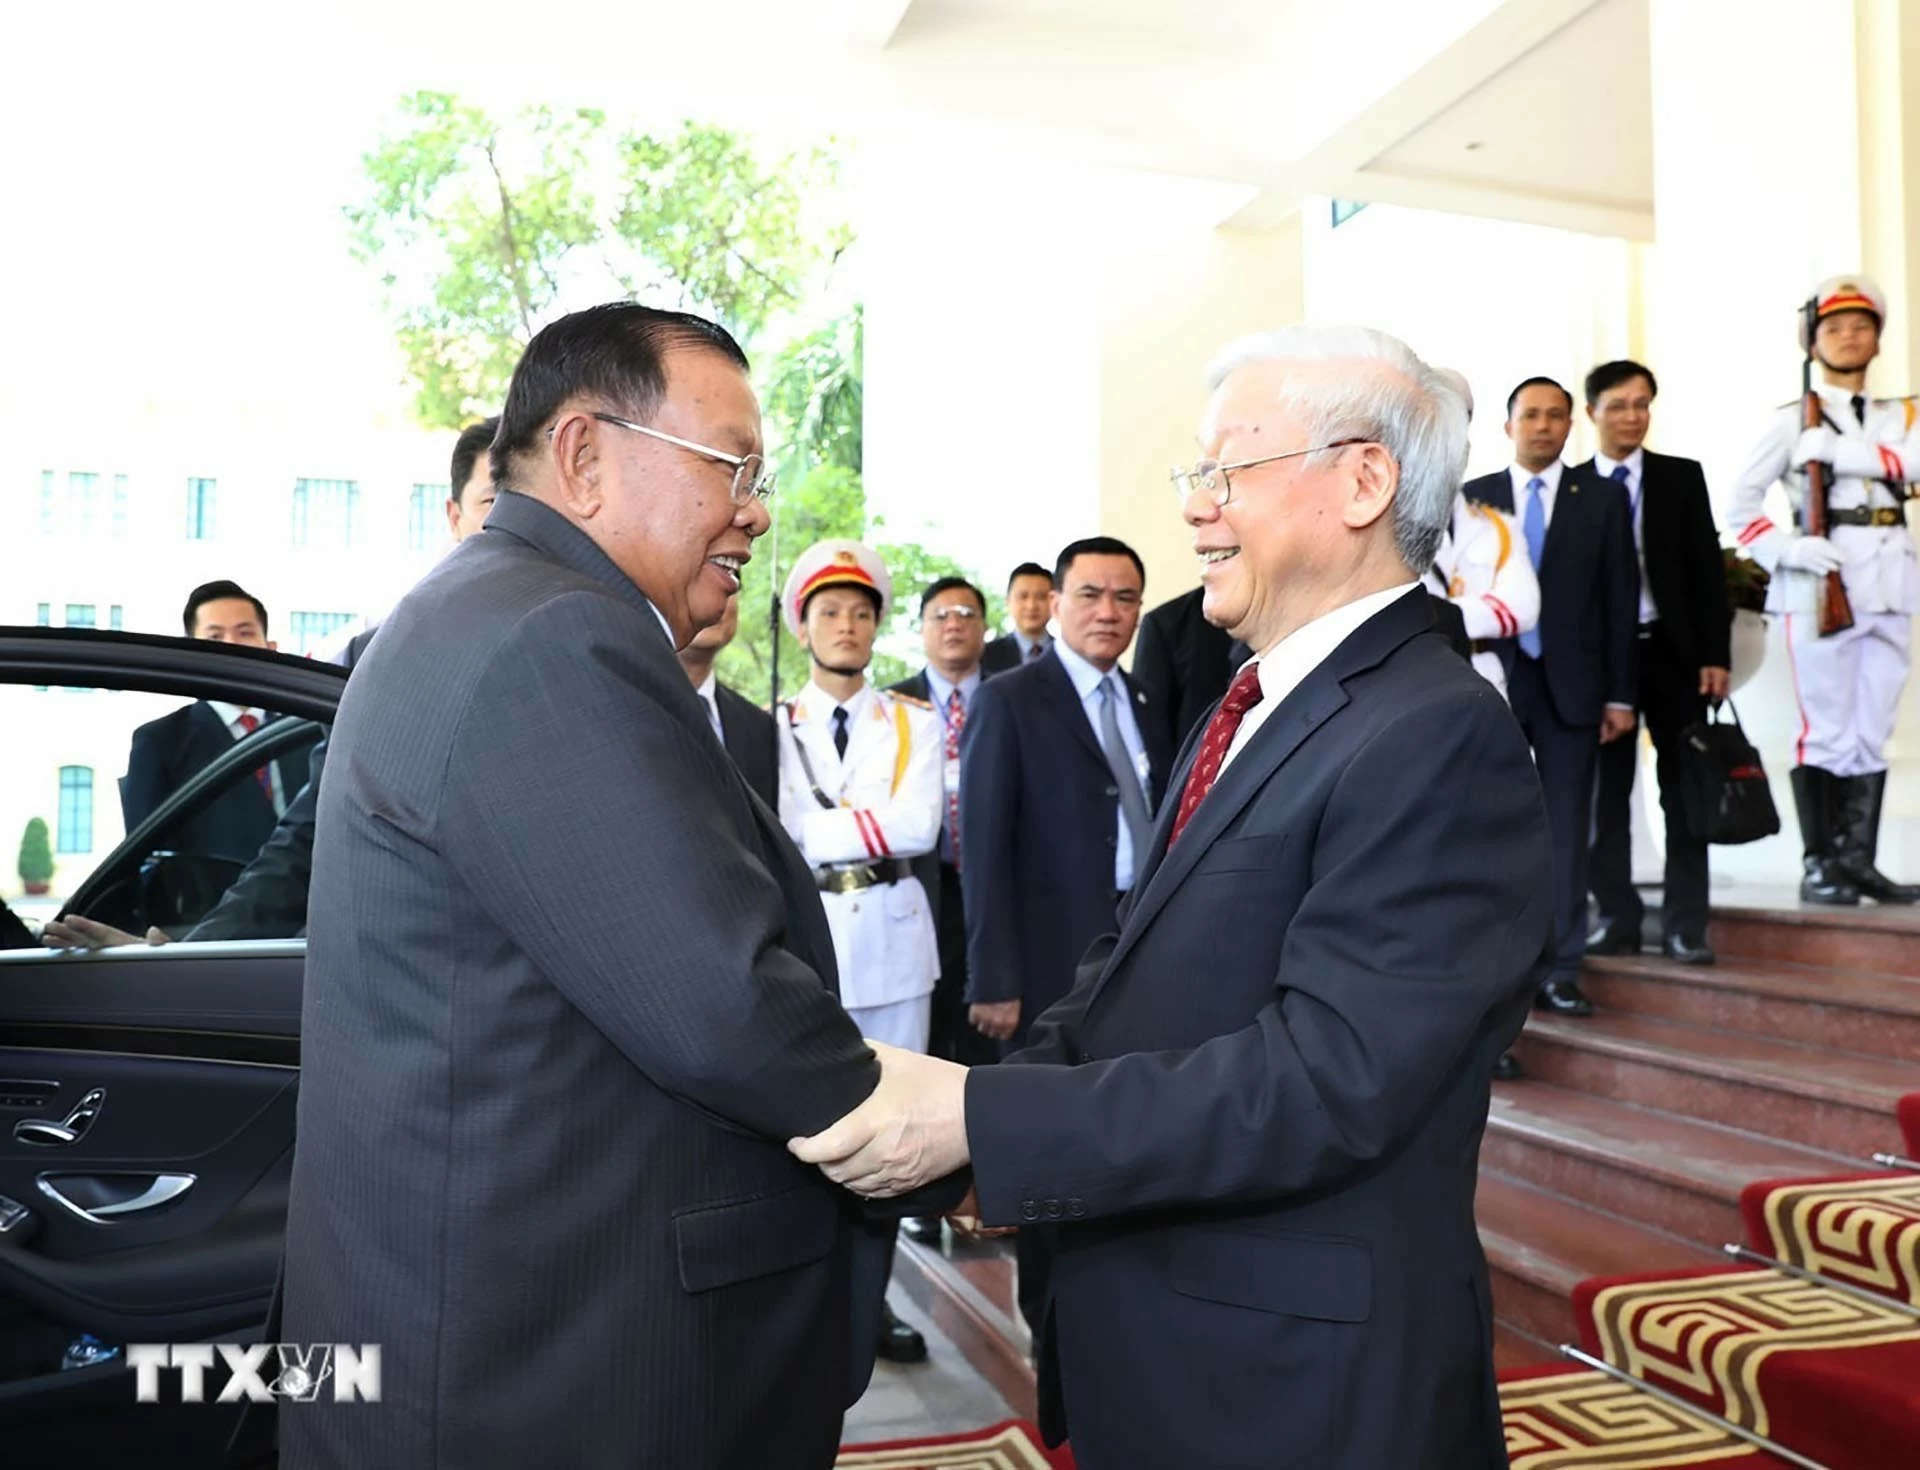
[
  {"left": 1802, "top": 296, "right": 1854, "bottom": 637},
  {"left": 766, "top": 493, "right": 784, "bottom": 775}
]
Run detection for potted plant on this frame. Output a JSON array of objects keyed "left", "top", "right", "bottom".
[
  {"left": 1724, "top": 548, "right": 1770, "bottom": 694},
  {"left": 17, "top": 817, "right": 53, "bottom": 896}
]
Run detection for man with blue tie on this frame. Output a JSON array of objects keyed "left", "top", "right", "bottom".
[
  {"left": 1580, "top": 362, "right": 1730, "bottom": 964},
  {"left": 1466, "top": 378, "right": 1638, "bottom": 1016}
]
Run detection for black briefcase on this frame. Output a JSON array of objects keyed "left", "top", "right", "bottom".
[{"left": 1677, "top": 701, "right": 1780, "bottom": 845}]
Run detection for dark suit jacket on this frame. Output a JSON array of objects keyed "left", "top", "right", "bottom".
[
  {"left": 1130, "top": 587, "right": 1252, "bottom": 753},
  {"left": 959, "top": 649, "right": 1172, "bottom": 1049},
  {"left": 964, "top": 589, "right": 1555, "bottom": 1469},
  {"left": 121, "top": 701, "right": 311, "bottom": 866},
  {"left": 981, "top": 632, "right": 1044, "bottom": 675},
  {"left": 715, "top": 681, "right": 778, "bottom": 808},
  {"left": 1468, "top": 466, "right": 1638, "bottom": 727},
  {"left": 1570, "top": 452, "right": 1730, "bottom": 673},
  {"left": 282, "top": 491, "right": 895, "bottom": 1470}
]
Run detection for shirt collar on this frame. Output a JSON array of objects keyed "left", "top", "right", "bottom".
[
  {"left": 1251, "top": 583, "right": 1421, "bottom": 702},
  {"left": 1052, "top": 638, "right": 1117, "bottom": 701},
  {"left": 924, "top": 666, "right": 980, "bottom": 709},
  {"left": 1014, "top": 629, "right": 1051, "bottom": 657},
  {"left": 694, "top": 670, "right": 717, "bottom": 702},
  {"left": 804, "top": 679, "right": 872, "bottom": 724},
  {"left": 1510, "top": 460, "right": 1564, "bottom": 497},
  {"left": 206, "top": 700, "right": 261, "bottom": 729},
  {"left": 1593, "top": 446, "right": 1644, "bottom": 482}
]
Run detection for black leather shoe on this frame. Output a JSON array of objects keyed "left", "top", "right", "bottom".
[
  {"left": 1493, "top": 1052, "right": 1523, "bottom": 1082},
  {"left": 902, "top": 1216, "right": 944, "bottom": 1245},
  {"left": 1535, "top": 977, "right": 1594, "bottom": 1017},
  {"left": 1660, "top": 933, "right": 1715, "bottom": 966},
  {"left": 1584, "top": 923, "right": 1643, "bottom": 957},
  {"left": 876, "top": 1303, "right": 928, "bottom": 1364}
]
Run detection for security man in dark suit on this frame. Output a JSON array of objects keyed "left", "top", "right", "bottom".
[
  {"left": 678, "top": 591, "right": 776, "bottom": 806},
  {"left": 959, "top": 535, "right": 1171, "bottom": 1335},
  {"left": 1579, "top": 361, "right": 1730, "bottom": 965},
  {"left": 981, "top": 561, "right": 1056, "bottom": 673},
  {"left": 121, "top": 581, "right": 310, "bottom": 866},
  {"left": 1131, "top": 585, "right": 1253, "bottom": 752},
  {"left": 1466, "top": 377, "right": 1638, "bottom": 1016}
]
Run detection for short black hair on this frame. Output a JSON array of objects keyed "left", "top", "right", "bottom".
[
  {"left": 919, "top": 576, "right": 986, "bottom": 616},
  {"left": 183, "top": 580, "right": 269, "bottom": 638},
  {"left": 490, "top": 304, "right": 750, "bottom": 490},
  {"left": 1053, "top": 537, "right": 1145, "bottom": 591},
  {"left": 1505, "top": 376, "right": 1574, "bottom": 419},
  {"left": 1006, "top": 562, "right": 1052, "bottom": 591},
  {"left": 1584, "top": 360, "right": 1658, "bottom": 407},
  {"left": 450, "top": 416, "right": 501, "bottom": 500}
]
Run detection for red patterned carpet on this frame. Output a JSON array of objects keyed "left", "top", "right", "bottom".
[{"left": 838, "top": 1419, "right": 1073, "bottom": 1469}]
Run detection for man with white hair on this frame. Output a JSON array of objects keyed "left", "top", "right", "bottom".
[
  {"left": 1428, "top": 366, "right": 1540, "bottom": 702},
  {"left": 790, "top": 324, "right": 1557, "bottom": 1469}
]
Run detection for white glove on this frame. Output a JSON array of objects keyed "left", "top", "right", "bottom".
[
  {"left": 1778, "top": 535, "right": 1845, "bottom": 574},
  {"left": 1792, "top": 425, "right": 1838, "bottom": 471}
]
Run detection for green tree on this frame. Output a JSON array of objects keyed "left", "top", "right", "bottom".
[
  {"left": 347, "top": 93, "right": 840, "bottom": 428},
  {"left": 17, "top": 817, "right": 52, "bottom": 891}
]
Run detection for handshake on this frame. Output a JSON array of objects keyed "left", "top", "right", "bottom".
[{"left": 789, "top": 1042, "right": 991, "bottom": 1221}]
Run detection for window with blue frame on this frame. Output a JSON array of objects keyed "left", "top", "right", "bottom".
[
  {"left": 1331, "top": 199, "right": 1370, "bottom": 228},
  {"left": 57, "top": 767, "right": 93, "bottom": 854},
  {"left": 39, "top": 471, "right": 56, "bottom": 536},
  {"left": 34, "top": 603, "right": 50, "bottom": 626},
  {"left": 288, "top": 610, "right": 356, "bottom": 656},
  {"left": 67, "top": 472, "right": 100, "bottom": 536},
  {"left": 64, "top": 604, "right": 96, "bottom": 628},
  {"left": 408, "top": 484, "right": 446, "bottom": 552},
  {"left": 109, "top": 605, "right": 123, "bottom": 630},
  {"left": 185, "top": 477, "right": 216, "bottom": 540},
  {"left": 113, "top": 474, "right": 129, "bottom": 539},
  {"left": 292, "top": 478, "right": 361, "bottom": 549}
]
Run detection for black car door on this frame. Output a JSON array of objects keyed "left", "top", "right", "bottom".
[{"left": 0, "top": 627, "right": 344, "bottom": 1464}]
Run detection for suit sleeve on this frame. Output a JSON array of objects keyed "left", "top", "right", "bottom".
[
  {"left": 962, "top": 686, "right": 1554, "bottom": 1223},
  {"left": 441, "top": 594, "right": 878, "bottom": 1142},
  {"left": 1599, "top": 483, "right": 1639, "bottom": 706},
  {"left": 1728, "top": 411, "right": 1795, "bottom": 571},
  {"left": 798, "top": 706, "right": 943, "bottom": 862},
  {"left": 1685, "top": 463, "right": 1732, "bottom": 668},
  {"left": 958, "top": 682, "right": 1022, "bottom": 1006},
  {"left": 185, "top": 739, "right": 325, "bottom": 941},
  {"left": 120, "top": 722, "right": 170, "bottom": 832}
]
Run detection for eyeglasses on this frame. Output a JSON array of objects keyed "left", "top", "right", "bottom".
[
  {"left": 586, "top": 411, "right": 776, "bottom": 505},
  {"left": 1170, "top": 438, "right": 1373, "bottom": 508},
  {"left": 922, "top": 605, "right": 983, "bottom": 624}
]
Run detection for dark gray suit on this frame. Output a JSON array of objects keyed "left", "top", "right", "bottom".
[{"left": 281, "top": 491, "right": 891, "bottom": 1469}]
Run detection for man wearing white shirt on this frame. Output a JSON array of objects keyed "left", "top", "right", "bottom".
[
  {"left": 1464, "top": 378, "right": 1640, "bottom": 1017},
  {"left": 791, "top": 325, "right": 1556, "bottom": 1469},
  {"left": 1578, "top": 361, "right": 1730, "bottom": 965},
  {"left": 120, "top": 580, "right": 312, "bottom": 867}
]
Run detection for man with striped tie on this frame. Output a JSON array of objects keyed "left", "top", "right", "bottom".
[
  {"left": 1465, "top": 377, "right": 1639, "bottom": 1018},
  {"left": 1579, "top": 360, "right": 1730, "bottom": 964}
]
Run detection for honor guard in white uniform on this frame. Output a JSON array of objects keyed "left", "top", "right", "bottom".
[
  {"left": 777, "top": 540, "right": 944, "bottom": 1051},
  {"left": 1427, "top": 495, "right": 1540, "bottom": 703},
  {"left": 776, "top": 538, "right": 945, "bottom": 1366},
  {"left": 1727, "top": 276, "right": 1920, "bottom": 904}
]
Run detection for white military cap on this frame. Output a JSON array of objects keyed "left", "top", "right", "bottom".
[
  {"left": 1800, "top": 275, "right": 1886, "bottom": 349},
  {"left": 782, "top": 538, "right": 893, "bottom": 637}
]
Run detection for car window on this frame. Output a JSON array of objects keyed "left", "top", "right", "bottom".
[{"left": 0, "top": 675, "right": 328, "bottom": 951}]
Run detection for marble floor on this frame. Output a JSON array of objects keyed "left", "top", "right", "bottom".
[{"left": 840, "top": 1287, "right": 1016, "bottom": 1447}]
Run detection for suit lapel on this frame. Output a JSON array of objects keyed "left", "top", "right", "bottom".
[
  {"left": 1539, "top": 463, "right": 1584, "bottom": 574},
  {"left": 1093, "top": 589, "right": 1431, "bottom": 991},
  {"left": 1039, "top": 651, "right": 1108, "bottom": 771}
]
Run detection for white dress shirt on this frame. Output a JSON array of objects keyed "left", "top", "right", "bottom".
[
  {"left": 694, "top": 670, "right": 724, "bottom": 744},
  {"left": 207, "top": 700, "right": 287, "bottom": 814},
  {"left": 1594, "top": 446, "right": 1657, "bottom": 623},
  {"left": 1054, "top": 639, "right": 1152, "bottom": 891},
  {"left": 1221, "top": 583, "right": 1421, "bottom": 775},
  {"left": 1508, "top": 459, "right": 1566, "bottom": 527}
]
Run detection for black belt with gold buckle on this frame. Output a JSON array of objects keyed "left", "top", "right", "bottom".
[
  {"left": 1826, "top": 506, "right": 1905, "bottom": 527},
  {"left": 816, "top": 859, "right": 914, "bottom": 894}
]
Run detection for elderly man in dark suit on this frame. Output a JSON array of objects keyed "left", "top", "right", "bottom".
[
  {"left": 1578, "top": 360, "right": 1730, "bottom": 965},
  {"left": 795, "top": 325, "right": 1555, "bottom": 1470},
  {"left": 1465, "top": 377, "right": 1639, "bottom": 1017},
  {"left": 120, "top": 581, "right": 310, "bottom": 866},
  {"left": 281, "top": 305, "right": 948, "bottom": 1470}
]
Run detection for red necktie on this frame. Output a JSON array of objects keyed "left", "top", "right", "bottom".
[
  {"left": 1168, "top": 662, "right": 1266, "bottom": 847},
  {"left": 234, "top": 711, "right": 275, "bottom": 805},
  {"left": 944, "top": 688, "right": 966, "bottom": 869}
]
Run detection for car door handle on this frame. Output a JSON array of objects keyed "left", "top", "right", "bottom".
[
  {"left": 36, "top": 1172, "right": 196, "bottom": 1225},
  {"left": 12, "top": 1088, "right": 104, "bottom": 1148}
]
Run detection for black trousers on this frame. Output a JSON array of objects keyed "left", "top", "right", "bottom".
[
  {"left": 927, "top": 862, "right": 998, "bottom": 1068},
  {"left": 1589, "top": 622, "right": 1711, "bottom": 941},
  {"left": 1507, "top": 653, "right": 1601, "bottom": 985}
]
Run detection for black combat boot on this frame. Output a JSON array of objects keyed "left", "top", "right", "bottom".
[
  {"left": 1790, "top": 766, "right": 1860, "bottom": 905},
  {"left": 1838, "top": 771, "right": 1920, "bottom": 904}
]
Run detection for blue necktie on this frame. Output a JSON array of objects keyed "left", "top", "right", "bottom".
[
  {"left": 1519, "top": 476, "right": 1546, "bottom": 659},
  {"left": 1611, "top": 461, "right": 1635, "bottom": 517}
]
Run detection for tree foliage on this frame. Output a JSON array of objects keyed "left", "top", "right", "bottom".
[{"left": 17, "top": 817, "right": 52, "bottom": 887}]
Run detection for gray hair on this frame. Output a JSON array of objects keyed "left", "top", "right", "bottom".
[{"left": 1205, "top": 325, "right": 1468, "bottom": 572}]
